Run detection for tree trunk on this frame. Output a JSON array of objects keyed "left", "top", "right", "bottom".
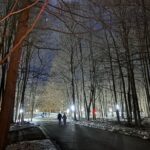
[
  {"left": 104, "top": 30, "right": 120, "bottom": 123},
  {"left": 78, "top": 39, "right": 88, "bottom": 119},
  {"left": 70, "top": 44, "right": 77, "bottom": 120},
  {"left": 0, "top": 2, "right": 30, "bottom": 149}
]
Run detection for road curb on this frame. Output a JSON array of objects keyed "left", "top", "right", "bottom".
[
  {"left": 38, "top": 126, "right": 50, "bottom": 139},
  {"left": 38, "top": 126, "right": 62, "bottom": 150}
]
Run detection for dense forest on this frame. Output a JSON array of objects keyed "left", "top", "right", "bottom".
[{"left": 0, "top": 0, "right": 150, "bottom": 149}]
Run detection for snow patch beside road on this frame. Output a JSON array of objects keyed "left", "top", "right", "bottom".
[
  {"left": 74, "top": 120, "right": 150, "bottom": 140},
  {"left": 6, "top": 139, "right": 56, "bottom": 150},
  {"left": 7, "top": 122, "right": 57, "bottom": 150}
]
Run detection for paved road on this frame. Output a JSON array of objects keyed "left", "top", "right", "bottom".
[{"left": 41, "top": 121, "right": 150, "bottom": 150}]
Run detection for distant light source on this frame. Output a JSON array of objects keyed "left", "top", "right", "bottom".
[
  {"left": 116, "top": 104, "right": 120, "bottom": 110},
  {"left": 19, "top": 109, "right": 24, "bottom": 113},
  {"left": 109, "top": 108, "right": 112, "bottom": 112},
  {"left": 35, "top": 109, "right": 39, "bottom": 113},
  {"left": 81, "top": 107, "right": 84, "bottom": 112},
  {"left": 67, "top": 109, "right": 70, "bottom": 113},
  {"left": 92, "top": 108, "right": 96, "bottom": 115},
  {"left": 71, "top": 105, "right": 75, "bottom": 112}
]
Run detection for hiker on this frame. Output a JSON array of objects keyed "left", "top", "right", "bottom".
[
  {"left": 62, "top": 113, "right": 67, "bottom": 125},
  {"left": 57, "top": 113, "right": 62, "bottom": 125}
]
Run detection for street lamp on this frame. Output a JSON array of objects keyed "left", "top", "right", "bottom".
[
  {"left": 116, "top": 104, "right": 120, "bottom": 110},
  {"left": 70, "top": 105, "right": 75, "bottom": 120},
  {"left": 19, "top": 109, "right": 24, "bottom": 114},
  {"left": 81, "top": 107, "right": 84, "bottom": 112},
  {"left": 35, "top": 109, "right": 39, "bottom": 113},
  {"left": 71, "top": 105, "right": 75, "bottom": 112},
  {"left": 109, "top": 107, "right": 112, "bottom": 112},
  {"left": 67, "top": 109, "right": 70, "bottom": 114}
]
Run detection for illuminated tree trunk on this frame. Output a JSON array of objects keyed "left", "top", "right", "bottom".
[
  {"left": 79, "top": 39, "right": 88, "bottom": 119},
  {"left": 109, "top": 31, "right": 131, "bottom": 124},
  {"left": 70, "top": 44, "right": 77, "bottom": 120},
  {"left": 104, "top": 30, "right": 120, "bottom": 123},
  {"left": 0, "top": 1, "right": 30, "bottom": 149},
  {"left": 122, "top": 22, "right": 141, "bottom": 126},
  {"left": 139, "top": 0, "right": 150, "bottom": 115},
  {"left": 20, "top": 48, "right": 30, "bottom": 123}
]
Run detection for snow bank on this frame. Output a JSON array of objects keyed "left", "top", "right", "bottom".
[
  {"left": 6, "top": 139, "right": 56, "bottom": 150},
  {"left": 9, "top": 122, "right": 35, "bottom": 132},
  {"left": 142, "top": 118, "right": 150, "bottom": 126},
  {"left": 74, "top": 120, "right": 150, "bottom": 140}
]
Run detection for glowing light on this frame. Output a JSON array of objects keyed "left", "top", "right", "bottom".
[
  {"left": 116, "top": 104, "right": 120, "bottom": 110},
  {"left": 93, "top": 108, "right": 96, "bottom": 115},
  {"left": 67, "top": 109, "right": 70, "bottom": 113},
  {"left": 109, "top": 108, "right": 112, "bottom": 112},
  {"left": 19, "top": 109, "right": 24, "bottom": 113},
  {"left": 35, "top": 109, "right": 39, "bottom": 113},
  {"left": 81, "top": 107, "right": 84, "bottom": 112},
  {"left": 71, "top": 105, "right": 75, "bottom": 112}
]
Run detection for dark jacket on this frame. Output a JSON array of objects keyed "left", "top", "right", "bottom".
[{"left": 57, "top": 113, "right": 62, "bottom": 120}]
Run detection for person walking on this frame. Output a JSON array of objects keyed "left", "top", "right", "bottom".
[
  {"left": 62, "top": 113, "right": 67, "bottom": 125},
  {"left": 57, "top": 113, "right": 62, "bottom": 125}
]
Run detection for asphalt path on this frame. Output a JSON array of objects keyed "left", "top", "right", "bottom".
[{"left": 41, "top": 121, "right": 150, "bottom": 150}]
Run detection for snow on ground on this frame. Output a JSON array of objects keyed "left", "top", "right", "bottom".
[
  {"left": 74, "top": 119, "right": 150, "bottom": 140},
  {"left": 6, "top": 139, "right": 56, "bottom": 150},
  {"left": 142, "top": 117, "right": 150, "bottom": 126},
  {"left": 8, "top": 122, "right": 57, "bottom": 150},
  {"left": 9, "top": 122, "right": 35, "bottom": 132},
  {"left": 8, "top": 118, "right": 150, "bottom": 150}
]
